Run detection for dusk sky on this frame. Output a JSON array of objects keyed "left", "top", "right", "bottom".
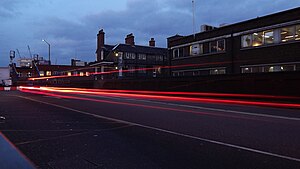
[{"left": 0, "top": 0, "right": 300, "bottom": 66}]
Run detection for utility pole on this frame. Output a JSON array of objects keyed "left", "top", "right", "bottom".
[
  {"left": 42, "top": 39, "right": 51, "bottom": 65},
  {"left": 192, "top": 0, "right": 196, "bottom": 39}
]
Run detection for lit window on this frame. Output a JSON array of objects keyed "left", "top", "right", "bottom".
[
  {"left": 80, "top": 72, "right": 84, "bottom": 76},
  {"left": 241, "top": 34, "right": 252, "bottom": 48},
  {"left": 40, "top": 71, "right": 44, "bottom": 76},
  {"left": 296, "top": 25, "right": 300, "bottom": 40},
  {"left": 281, "top": 26, "right": 295, "bottom": 42},
  {"left": 86, "top": 72, "right": 90, "bottom": 76},
  {"left": 252, "top": 32, "right": 263, "bottom": 46},
  {"left": 46, "top": 71, "right": 51, "bottom": 76},
  {"left": 210, "top": 68, "right": 226, "bottom": 75},
  {"left": 242, "top": 67, "right": 251, "bottom": 73},
  {"left": 67, "top": 72, "right": 71, "bottom": 76},
  {"left": 264, "top": 30, "right": 274, "bottom": 44},
  {"left": 27, "top": 72, "right": 32, "bottom": 77},
  {"left": 190, "top": 44, "right": 203, "bottom": 56}
]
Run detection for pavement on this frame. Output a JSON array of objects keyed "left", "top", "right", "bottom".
[{"left": 0, "top": 89, "right": 300, "bottom": 169}]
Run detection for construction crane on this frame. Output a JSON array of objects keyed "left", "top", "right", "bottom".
[
  {"left": 16, "top": 49, "right": 21, "bottom": 58},
  {"left": 27, "top": 45, "right": 32, "bottom": 58}
]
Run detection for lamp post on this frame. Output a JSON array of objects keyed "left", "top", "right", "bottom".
[{"left": 42, "top": 39, "right": 51, "bottom": 65}]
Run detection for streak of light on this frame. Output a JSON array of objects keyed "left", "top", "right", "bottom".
[
  {"left": 28, "top": 62, "right": 230, "bottom": 81},
  {"left": 49, "top": 87, "right": 300, "bottom": 100},
  {"left": 19, "top": 88, "right": 269, "bottom": 121},
  {"left": 19, "top": 86, "right": 300, "bottom": 109}
]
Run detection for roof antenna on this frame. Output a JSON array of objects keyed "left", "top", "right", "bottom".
[{"left": 192, "top": 0, "right": 196, "bottom": 39}]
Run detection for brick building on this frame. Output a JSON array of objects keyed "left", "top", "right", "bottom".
[{"left": 93, "top": 29, "right": 168, "bottom": 79}]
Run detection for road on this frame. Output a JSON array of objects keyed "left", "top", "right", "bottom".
[{"left": 0, "top": 87, "right": 300, "bottom": 169}]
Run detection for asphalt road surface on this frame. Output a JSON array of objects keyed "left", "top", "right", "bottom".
[{"left": 0, "top": 88, "right": 300, "bottom": 169}]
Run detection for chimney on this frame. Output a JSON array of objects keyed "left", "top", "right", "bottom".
[
  {"left": 97, "top": 29, "right": 105, "bottom": 49},
  {"left": 125, "top": 33, "right": 135, "bottom": 46},
  {"left": 96, "top": 29, "right": 105, "bottom": 61},
  {"left": 149, "top": 38, "right": 155, "bottom": 47}
]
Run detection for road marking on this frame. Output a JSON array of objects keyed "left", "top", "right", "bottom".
[
  {"left": 78, "top": 93, "right": 300, "bottom": 121},
  {"left": 17, "top": 95, "right": 300, "bottom": 162}
]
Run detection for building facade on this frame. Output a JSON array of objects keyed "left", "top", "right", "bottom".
[
  {"left": 94, "top": 29, "right": 169, "bottom": 79},
  {"left": 168, "top": 7, "right": 300, "bottom": 77}
]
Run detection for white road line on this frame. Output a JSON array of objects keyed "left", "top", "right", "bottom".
[
  {"left": 17, "top": 95, "right": 300, "bottom": 163},
  {"left": 79, "top": 93, "right": 300, "bottom": 121}
]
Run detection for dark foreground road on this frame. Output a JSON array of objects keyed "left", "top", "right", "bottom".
[{"left": 0, "top": 88, "right": 300, "bottom": 169}]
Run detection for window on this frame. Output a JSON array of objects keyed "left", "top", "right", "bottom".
[
  {"left": 252, "top": 32, "right": 263, "bottom": 46},
  {"left": 67, "top": 72, "right": 72, "bottom": 76},
  {"left": 46, "top": 71, "right": 51, "bottom": 76},
  {"left": 53, "top": 71, "right": 59, "bottom": 75},
  {"left": 80, "top": 72, "right": 84, "bottom": 76},
  {"left": 241, "top": 67, "right": 251, "bottom": 73},
  {"left": 138, "top": 54, "right": 147, "bottom": 60},
  {"left": 210, "top": 68, "right": 226, "bottom": 75},
  {"left": 217, "top": 39, "right": 225, "bottom": 51},
  {"left": 209, "top": 39, "right": 225, "bottom": 53},
  {"left": 192, "top": 71, "right": 200, "bottom": 76},
  {"left": 156, "top": 55, "right": 164, "bottom": 62},
  {"left": 241, "top": 64, "right": 296, "bottom": 74},
  {"left": 281, "top": 26, "right": 295, "bottom": 42},
  {"left": 173, "top": 49, "right": 179, "bottom": 58},
  {"left": 27, "top": 72, "right": 32, "bottom": 77},
  {"left": 264, "top": 30, "right": 274, "bottom": 44},
  {"left": 125, "top": 53, "right": 136, "bottom": 59},
  {"left": 209, "top": 41, "right": 218, "bottom": 53},
  {"left": 296, "top": 25, "right": 300, "bottom": 40},
  {"left": 172, "top": 71, "right": 184, "bottom": 77},
  {"left": 190, "top": 44, "right": 203, "bottom": 56},
  {"left": 39, "top": 71, "right": 44, "bottom": 76},
  {"left": 86, "top": 72, "right": 90, "bottom": 76},
  {"left": 241, "top": 34, "right": 252, "bottom": 48},
  {"left": 241, "top": 24, "right": 300, "bottom": 48}
]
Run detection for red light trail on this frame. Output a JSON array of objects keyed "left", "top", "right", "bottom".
[
  {"left": 19, "top": 87, "right": 275, "bottom": 121},
  {"left": 19, "top": 86, "right": 300, "bottom": 109}
]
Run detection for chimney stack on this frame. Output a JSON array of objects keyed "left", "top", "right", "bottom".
[
  {"left": 97, "top": 29, "right": 105, "bottom": 49},
  {"left": 125, "top": 33, "right": 135, "bottom": 46},
  {"left": 149, "top": 38, "right": 155, "bottom": 47},
  {"left": 96, "top": 29, "right": 105, "bottom": 61}
]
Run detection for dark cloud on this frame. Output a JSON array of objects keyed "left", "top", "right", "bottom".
[
  {"left": 0, "top": 0, "right": 31, "bottom": 19},
  {"left": 1, "top": 0, "right": 300, "bottom": 66}
]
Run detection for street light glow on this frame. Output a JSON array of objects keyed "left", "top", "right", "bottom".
[{"left": 42, "top": 39, "right": 51, "bottom": 65}]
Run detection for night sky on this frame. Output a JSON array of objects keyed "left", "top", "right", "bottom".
[{"left": 0, "top": 0, "right": 300, "bottom": 66}]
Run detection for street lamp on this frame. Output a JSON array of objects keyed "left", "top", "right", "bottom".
[{"left": 42, "top": 39, "right": 51, "bottom": 65}]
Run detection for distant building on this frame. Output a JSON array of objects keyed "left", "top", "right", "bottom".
[
  {"left": 93, "top": 29, "right": 169, "bottom": 79},
  {"left": 71, "top": 59, "right": 87, "bottom": 67},
  {"left": 167, "top": 7, "right": 300, "bottom": 77}
]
